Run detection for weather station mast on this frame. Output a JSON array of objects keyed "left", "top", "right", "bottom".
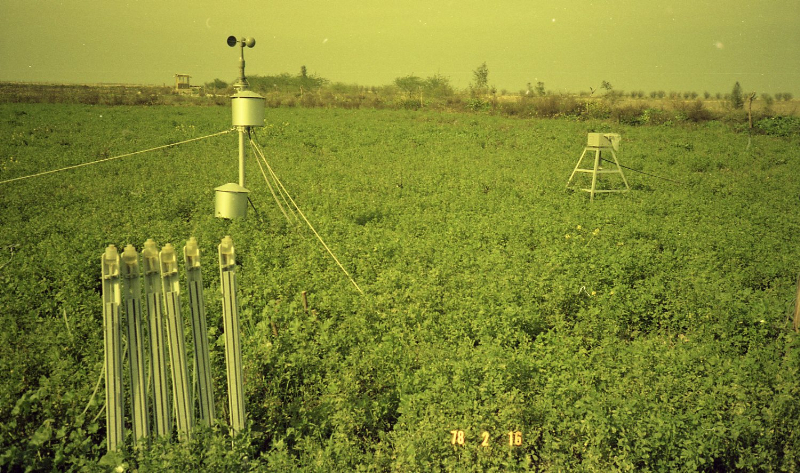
[{"left": 215, "top": 36, "right": 265, "bottom": 219}]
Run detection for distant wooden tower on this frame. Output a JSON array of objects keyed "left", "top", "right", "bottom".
[{"left": 174, "top": 74, "right": 192, "bottom": 93}]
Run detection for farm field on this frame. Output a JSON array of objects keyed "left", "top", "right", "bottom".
[{"left": 1, "top": 103, "right": 799, "bottom": 471}]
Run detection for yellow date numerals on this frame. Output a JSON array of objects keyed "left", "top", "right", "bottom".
[
  {"left": 450, "top": 430, "right": 523, "bottom": 447},
  {"left": 450, "top": 429, "right": 466, "bottom": 446}
]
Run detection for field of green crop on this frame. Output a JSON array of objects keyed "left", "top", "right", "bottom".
[{"left": 1, "top": 103, "right": 799, "bottom": 471}]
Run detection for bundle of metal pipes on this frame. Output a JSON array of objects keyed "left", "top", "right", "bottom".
[{"left": 101, "top": 236, "right": 244, "bottom": 451}]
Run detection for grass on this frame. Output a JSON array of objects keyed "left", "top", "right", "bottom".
[{"left": 1, "top": 103, "right": 799, "bottom": 471}]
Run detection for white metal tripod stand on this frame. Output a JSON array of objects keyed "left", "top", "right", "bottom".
[{"left": 566, "top": 133, "right": 629, "bottom": 202}]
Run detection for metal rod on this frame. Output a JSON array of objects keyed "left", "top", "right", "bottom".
[
  {"left": 160, "top": 244, "right": 194, "bottom": 439},
  {"left": 219, "top": 236, "right": 245, "bottom": 433},
  {"left": 608, "top": 149, "right": 630, "bottom": 190},
  {"left": 120, "top": 245, "right": 149, "bottom": 444},
  {"left": 566, "top": 148, "right": 589, "bottom": 189},
  {"left": 590, "top": 148, "right": 601, "bottom": 202},
  {"left": 184, "top": 238, "right": 216, "bottom": 426},
  {"left": 238, "top": 43, "right": 246, "bottom": 89},
  {"left": 142, "top": 239, "right": 171, "bottom": 437},
  {"left": 239, "top": 127, "right": 246, "bottom": 187},
  {"left": 101, "top": 246, "right": 124, "bottom": 452}
]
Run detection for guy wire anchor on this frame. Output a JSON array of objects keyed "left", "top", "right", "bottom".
[
  {"left": 101, "top": 245, "right": 124, "bottom": 452},
  {"left": 219, "top": 235, "right": 245, "bottom": 433}
]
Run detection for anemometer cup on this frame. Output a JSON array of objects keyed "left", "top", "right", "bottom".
[{"left": 227, "top": 36, "right": 256, "bottom": 48}]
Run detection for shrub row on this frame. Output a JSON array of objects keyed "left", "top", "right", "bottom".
[{"left": 1, "top": 82, "right": 796, "bottom": 134}]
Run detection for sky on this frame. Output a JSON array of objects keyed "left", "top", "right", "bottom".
[{"left": 1, "top": 0, "right": 799, "bottom": 95}]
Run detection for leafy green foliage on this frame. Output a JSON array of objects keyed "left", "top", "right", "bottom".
[
  {"left": 730, "top": 82, "right": 745, "bottom": 110},
  {"left": 1, "top": 104, "right": 799, "bottom": 471},
  {"left": 756, "top": 116, "right": 800, "bottom": 137},
  {"left": 394, "top": 75, "right": 424, "bottom": 95},
  {"left": 248, "top": 73, "right": 329, "bottom": 95},
  {"left": 472, "top": 62, "right": 490, "bottom": 94}
]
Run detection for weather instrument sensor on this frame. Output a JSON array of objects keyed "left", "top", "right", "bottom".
[
  {"left": 214, "top": 36, "right": 265, "bottom": 219},
  {"left": 227, "top": 36, "right": 256, "bottom": 91}
]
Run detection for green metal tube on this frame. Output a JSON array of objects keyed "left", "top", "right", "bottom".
[
  {"left": 120, "top": 245, "right": 149, "bottom": 444},
  {"left": 101, "top": 246, "right": 124, "bottom": 452},
  {"left": 142, "top": 239, "right": 171, "bottom": 437},
  {"left": 160, "top": 244, "right": 194, "bottom": 439},
  {"left": 238, "top": 127, "right": 246, "bottom": 188},
  {"left": 219, "top": 236, "right": 245, "bottom": 433},
  {"left": 184, "top": 237, "right": 215, "bottom": 426}
]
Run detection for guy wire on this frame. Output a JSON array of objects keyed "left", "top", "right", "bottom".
[
  {"left": 0, "top": 128, "right": 235, "bottom": 186},
  {"left": 264, "top": 155, "right": 297, "bottom": 220},
  {"left": 248, "top": 128, "right": 298, "bottom": 222},
  {"left": 248, "top": 135, "right": 364, "bottom": 295},
  {"left": 599, "top": 157, "right": 685, "bottom": 185},
  {"left": 251, "top": 143, "right": 293, "bottom": 223}
]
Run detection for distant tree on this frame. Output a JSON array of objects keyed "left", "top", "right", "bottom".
[
  {"left": 205, "top": 78, "right": 228, "bottom": 91},
  {"left": 535, "top": 81, "right": 546, "bottom": 96},
  {"left": 423, "top": 74, "right": 453, "bottom": 97},
  {"left": 657, "top": 91, "right": 666, "bottom": 99},
  {"left": 761, "top": 93, "right": 774, "bottom": 106},
  {"left": 600, "top": 80, "right": 613, "bottom": 93},
  {"left": 394, "top": 75, "right": 424, "bottom": 95},
  {"left": 781, "top": 92, "right": 793, "bottom": 101},
  {"left": 248, "top": 73, "right": 327, "bottom": 94},
  {"left": 715, "top": 92, "right": 722, "bottom": 100},
  {"left": 650, "top": 91, "right": 658, "bottom": 99},
  {"left": 472, "top": 62, "right": 489, "bottom": 92},
  {"left": 300, "top": 65, "right": 308, "bottom": 78},
  {"left": 730, "top": 81, "right": 744, "bottom": 109},
  {"left": 703, "top": 91, "right": 711, "bottom": 100}
]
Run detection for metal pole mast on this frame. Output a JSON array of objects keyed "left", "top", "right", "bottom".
[{"left": 239, "top": 127, "right": 246, "bottom": 188}]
